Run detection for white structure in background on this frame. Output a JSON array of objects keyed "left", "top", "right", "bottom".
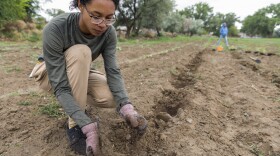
[
  {"left": 273, "top": 24, "right": 280, "bottom": 37},
  {"left": 116, "top": 26, "right": 127, "bottom": 38}
]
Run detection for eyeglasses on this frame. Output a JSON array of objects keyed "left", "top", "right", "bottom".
[{"left": 84, "top": 6, "right": 116, "bottom": 26}]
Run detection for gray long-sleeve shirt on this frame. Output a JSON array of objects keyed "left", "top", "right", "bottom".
[{"left": 42, "top": 12, "right": 129, "bottom": 127}]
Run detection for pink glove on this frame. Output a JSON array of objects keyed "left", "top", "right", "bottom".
[
  {"left": 81, "top": 122, "right": 101, "bottom": 156},
  {"left": 120, "top": 104, "right": 147, "bottom": 135}
]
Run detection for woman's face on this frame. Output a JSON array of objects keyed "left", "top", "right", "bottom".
[{"left": 78, "top": 0, "right": 115, "bottom": 36}]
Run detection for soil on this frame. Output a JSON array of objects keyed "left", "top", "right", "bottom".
[{"left": 0, "top": 40, "right": 280, "bottom": 156}]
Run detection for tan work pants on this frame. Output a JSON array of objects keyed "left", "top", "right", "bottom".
[{"left": 30, "top": 45, "right": 115, "bottom": 128}]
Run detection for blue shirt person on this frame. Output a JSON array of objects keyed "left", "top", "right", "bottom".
[{"left": 216, "top": 23, "right": 229, "bottom": 47}]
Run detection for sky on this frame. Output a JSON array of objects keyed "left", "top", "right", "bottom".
[
  {"left": 175, "top": 0, "right": 279, "bottom": 20},
  {"left": 41, "top": 0, "right": 280, "bottom": 27}
]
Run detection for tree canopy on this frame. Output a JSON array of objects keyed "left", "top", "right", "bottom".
[
  {"left": 0, "top": 0, "right": 29, "bottom": 25},
  {"left": 0, "top": 0, "right": 279, "bottom": 38},
  {"left": 241, "top": 3, "right": 280, "bottom": 37},
  {"left": 0, "top": 0, "right": 41, "bottom": 28}
]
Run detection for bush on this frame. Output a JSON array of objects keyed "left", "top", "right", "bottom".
[
  {"left": 27, "top": 32, "right": 41, "bottom": 42},
  {"left": 0, "top": 20, "right": 42, "bottom": 41},
  {"left": 3, "top": 20, "right": 26, "bottom": 32},
  {"left": 229, "top": 26, "right": 239, "bottom": 37}
]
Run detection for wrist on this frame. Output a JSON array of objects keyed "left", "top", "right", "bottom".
[
  {"left": 117, "top": 101, "right": 132, "bottom": 112},
  {"left": 81, "top": 122, "right": 98, "bottom": 135}
]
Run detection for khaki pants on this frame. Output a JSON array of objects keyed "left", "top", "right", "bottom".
[{"left": 30, "top": 45, "right": 115, "bottom": 128}]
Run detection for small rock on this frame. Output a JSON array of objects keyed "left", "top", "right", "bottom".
[
  {"left": 159, "top": 133, "right": 167, "bottom": 141},
  {"left": 177, "top": 108, "right": 185, "bottom": 120},
  {"left": 156, "top": 112, "right": 172, "bottom": 122},
  {"left": 7, "top": 125, "right": 20, "bottom": 131},
  {"left": 9, "top": 108, "right": 18, "bottom": 114},
  {"left": 125, "top": 134, "right": 131, "bottom": 140},
  {"left": 155, "top": 119, "right": 167, "bottom": 127},
  {"left": 19, "top": 130, "right": 29, "bottom": 135},
  {"left": 186, "top": 118, "right": 193, "bottom": 124},
  {"left": 244, "top": 112, "right": 249, "bottom": 117}
]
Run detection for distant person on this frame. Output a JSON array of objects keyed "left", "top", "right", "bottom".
[
  {"left": 29, "top": 0, "right": 147, "bottom": 155},
  {"left": 216, "top": 22, "right": 229, "bottom": 47}
]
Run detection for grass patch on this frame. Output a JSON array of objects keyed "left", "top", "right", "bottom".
[
  {"left": 29, "top": 91, "right": 43, "bottom": 97},
  {"left": 17, "top": 101, "right": 32, "bottom": 106},
  {"left": 273, "top": 97, "right": 280, "bottom": 103},
  {"left": 0, "top": 91, "right": 20, "bottom": 98},
  {"left": 26, "top": 33, "right": 41, "bottom": 42},
  {"left": 39, "top": 100, "right": 65, "bottom": 118},
  {"left": 230, "top": 38, "right": 280, "bottom": 54},
  {"left": 250, "top": 144, "right": 264, "bottom": 156},
  {"left": 4, "top": 66, "right": 22, "bottom": 73},
  {"left": 118, "top": 35, "right": 207, "bottom": 45}
]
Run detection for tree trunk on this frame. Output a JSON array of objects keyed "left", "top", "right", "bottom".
[
  {"left": 126, "top": 26, "right": 132, "bottom": 38},
  {"left": 156, "top": 27, "right": 161, "bottom": 37}
]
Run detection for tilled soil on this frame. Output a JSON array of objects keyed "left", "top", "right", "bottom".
[{"left": 0, "top": 40, "right": 279, "bottom": 156}]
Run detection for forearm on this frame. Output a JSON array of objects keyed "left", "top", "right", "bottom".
[
  {"left": 105, "top": 67, "right": 129, "bottom": 104},
  {"left": 57, "top": 92, "right": 92, "bottom": 127}
]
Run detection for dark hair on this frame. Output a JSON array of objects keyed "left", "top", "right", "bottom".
[{"left": 69, "top": 0, "right": 119, "bottom": 10}]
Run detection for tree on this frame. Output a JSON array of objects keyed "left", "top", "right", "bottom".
[
  {"left": 207, "top": 12, "right": 239, "bottom": 36},
  {"left": 179, "top": 3, "right": 240, "bottom": 36},
  {"left": 241, "top": 3, "right": 280, "bottom": 37},
  {"left": 25, "top": 0, "right": 40, "bottom": 22},
  {"left": 183, "top": 18, "right": 204, "bottom": 36},
  {"left": 162, "top": 12, "right": 185, "bottom": 34},
  {"left": 46, "top": 8, "right": 65, "bottom": 18},
  {"left": 241, "top": 11, "right": 273, "bottom": 37},
  {"left": 0, "top": 0, "right": 29, "bottom": 27},
  {"left": 223, "top": 13, "right": 240, "bottom": 28},
  {"left": 117, "top": 0, "right": 175, "bottom": 38},
  {"left": 179, "top": 2, "right": 213, "bottom": 28},
  {"left": 191, "top": 2, "right": 213, "bottom": 22},
  {"left": 228, "top": 25, "right": 239, "bottom": 37},
  {"left": 179, "top": 6, "right": 193, "bottom": 18},
  {"left": 141, "top": 0, "right": 174, "bottom": 36},
  {"left": 116, "top": 0, "right": 142, "bottom": 38}
]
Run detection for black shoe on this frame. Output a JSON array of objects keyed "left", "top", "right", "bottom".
[{"left": 66, "top": 125, "right": 86, "bottom": 155}]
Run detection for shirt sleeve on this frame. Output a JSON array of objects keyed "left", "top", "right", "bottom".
[
  {"left": 102, "top": 26, "right": 129, "bottom": 106},
  {"left": 42, "top": 22, "right": 92, "bottom": 127}
]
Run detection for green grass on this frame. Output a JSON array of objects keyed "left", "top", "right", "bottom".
[
  {"left": 118, "top": 35, "right": 207, "bottom": 45},
  {"left": 118, "top": 35, "right": 280, "bottom": 55},
  {"left": 39, "top": 100, "right": 65, "bottom": 118},
  {"left": 17, "top": 101, "right": 32, "bottom": 106},
  {"left": 3, "top": 66, "right": 22, "bottom": 73},
  {"left": 229, "top": 37, "right": 280, "bottom": 54},
  {"left": 250, "top": 144, "right": 264, "bottom": 156}
]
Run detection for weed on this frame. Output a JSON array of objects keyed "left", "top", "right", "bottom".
[
  {"left": 4, "top": 66, "right": 21, "bottom": 73},
  {"left": 6, "top": 92, "right": 20, "bottom": 97},
  {"left": 29, "top": 91, "right": 43, "bottom": 97},
  {"left": 118, "top": 38, "right": 127, "bottom": 42},
  {"left": 39, "top": 101, "right": 65, "bottom": 118},
  {"left": 274, "top": 98, "right": 280, "bottom": 103},
  {"left": 27, "top": 33, "right": 41, "bottom": 42},
  {"left": 170, "top": 67, "right": 180, "bottom": 76},
  {"left": 17, "top": 101, "right": 32, "bottom": 106},
  {"left": 250, "top": 144, "right": 264, "bottom": 156}
]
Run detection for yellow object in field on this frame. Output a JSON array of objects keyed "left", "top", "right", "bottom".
[{"left": 216, "top": 46, "right": 223, "bottom": 52}]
